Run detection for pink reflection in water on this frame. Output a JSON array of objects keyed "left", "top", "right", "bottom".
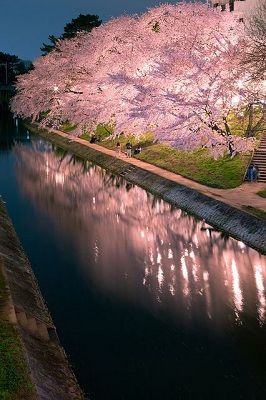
[{"left": 15, "top": 142, "right": 266, "bottom": 328}]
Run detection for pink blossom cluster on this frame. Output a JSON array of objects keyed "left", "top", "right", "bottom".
[{"left": 12, "top": 2, "right": 264, "bottom": 156}]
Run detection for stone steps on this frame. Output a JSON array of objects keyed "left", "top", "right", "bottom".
[
  {"left": 252, "top": 160, "right": 266, "bottom": 163},
  {"left": 252, "top": 163, "right": 266, "bottom": 166},
  {"left": 250, "top": 132, "right": 266, "bottom": 182}
]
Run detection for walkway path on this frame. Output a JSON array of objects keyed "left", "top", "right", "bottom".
[{"left": 53, "top": 129, "right": 266, "bottom": 213}]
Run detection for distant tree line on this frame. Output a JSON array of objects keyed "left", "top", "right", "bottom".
[{"left": 0, "top": 52, "right": 32, "bottom": 85}]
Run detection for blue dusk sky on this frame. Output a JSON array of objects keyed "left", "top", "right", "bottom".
[{"left": 0, "top": 0, "right": 204, "bottom": 61}]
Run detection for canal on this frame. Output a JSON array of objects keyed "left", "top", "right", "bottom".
[{"left": 0, "top": 114, "right": 266, "bottom": 399}]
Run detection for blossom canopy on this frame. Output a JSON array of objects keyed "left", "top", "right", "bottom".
[{"left": 12, "top": 2, "right": 265, "bottom": 156}]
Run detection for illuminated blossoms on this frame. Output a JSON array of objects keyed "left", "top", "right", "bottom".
[{"left": 12, "top": 3, "right": 265, "bottom": 156}]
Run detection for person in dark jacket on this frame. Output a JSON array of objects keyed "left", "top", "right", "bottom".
[
  {"left": 134, "top": 145, "right": 142, "bottom": 155},
  {"left": 246, "top": 164, "right": 254, "bottom": 181}
]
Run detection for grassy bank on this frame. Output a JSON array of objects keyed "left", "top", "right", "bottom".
[
  {"left": 136, "top": 145, "right": 249, "bottom": 189},
  {"left": 242, "top": 206, "right": 266, "bottom": 221},
  {"left": 257, "top": 189, "right": 266, "bottom": 199},
  {"left": 0, "top": 267, "right": 34, "bottom": 400},
  {"left": 80, "top": 131, "right": 250, "bottom": 189}
]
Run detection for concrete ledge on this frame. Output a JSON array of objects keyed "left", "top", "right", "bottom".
[{"left": 27, "top": 125, "right": 266, "bottom": 255}]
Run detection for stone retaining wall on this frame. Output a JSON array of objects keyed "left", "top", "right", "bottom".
[{"left": 0, "top": 199, "right": 84, "bottom": 400}]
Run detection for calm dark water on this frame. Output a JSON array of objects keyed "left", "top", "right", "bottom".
[{"left": 1, "top": 114, "right": 266, "bottom": 399}]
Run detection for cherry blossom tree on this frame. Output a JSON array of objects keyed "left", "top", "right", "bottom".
[
  {"left": 12, "top": 2, "right": 265, "bottom": 157},
  {"left": 242, "top": 0, "right": 266, "bottom": 81}
]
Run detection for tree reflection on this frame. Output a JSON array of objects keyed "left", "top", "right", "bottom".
[
  {"left": 0, "top": 114, "right": 29, "bottom": 152},
  {"left": 15, "top": 140, "right": 266, "bottom": 330}
]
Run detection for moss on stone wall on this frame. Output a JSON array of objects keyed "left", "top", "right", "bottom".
[{"left": 0, "top": 266, "right": 34, "bottom": 400}]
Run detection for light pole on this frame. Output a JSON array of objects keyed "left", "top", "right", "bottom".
[{"left": 0, "top": 61, "right": 23, "bottom": 85}]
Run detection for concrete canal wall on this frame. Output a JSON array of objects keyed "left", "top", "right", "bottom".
[
  {"left": 28, "top": 125, "right": 266, "bottom": 255},
  {"left": 0, "top": 199, "right": 84, "bottom": 399}
]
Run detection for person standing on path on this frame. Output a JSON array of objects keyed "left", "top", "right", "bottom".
[
  {"left": 116, "top": 141, "right": 121, "bottom": 157},
  {"left": 125, "top": 142, "right": 132, "bottom": 158},
  {"left": 246, "top": 164, "right": 254, "bottom": 181}
]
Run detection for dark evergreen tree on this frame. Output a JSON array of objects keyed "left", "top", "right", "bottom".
[
  {"left": 40, "top": 35, "right": 59, "bottom": 56},
  {"left": 41, "top": 14, "right": 102, "bottom": 55}
]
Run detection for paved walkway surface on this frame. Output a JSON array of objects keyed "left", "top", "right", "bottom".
[{"left": 54, "top": 129, "right": 266, "bottom": 213}]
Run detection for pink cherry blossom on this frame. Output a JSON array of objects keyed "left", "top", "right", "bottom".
[{"left": 12, "top": 2, "right": 265, "bottom": 156}]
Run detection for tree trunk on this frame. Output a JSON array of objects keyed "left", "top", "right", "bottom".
[
  {"left": 245, "top": 103, "right": 266, "bottom": 138},
  {"left": 223, "top": 116, "right": 236, "bottom": 157},
  {"left": 245, "top": 104, "right": 254, "bottom": 138}
]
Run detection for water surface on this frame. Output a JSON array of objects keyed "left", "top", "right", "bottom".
[{"left": 0, "top": 115, "right": 266, "bottom": 399}]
